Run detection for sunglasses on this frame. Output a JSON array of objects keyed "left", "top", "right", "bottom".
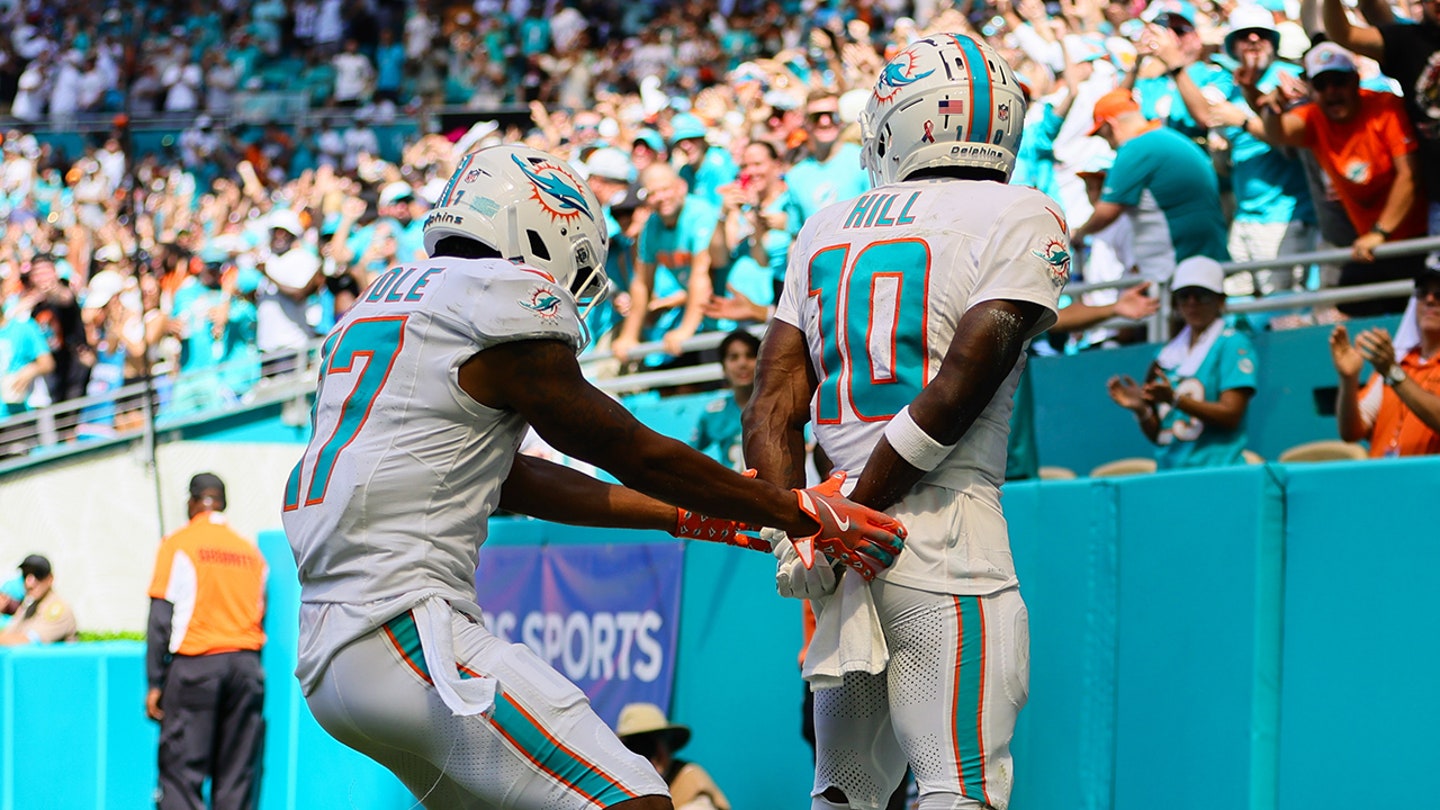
[
  {"left": 807, "top": 110, "right": 839, "bottom": 125},
  {"left": 1416, "top": 283, "right": 1440, "bottom": 301},
  {"left": 1173, "top": 288, "right": 1220, "bottom": 303},
  {"left": 1310, "top": 72, "right": 1354, "bottom": 91}
]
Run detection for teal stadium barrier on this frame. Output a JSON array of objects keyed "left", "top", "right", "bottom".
[{"left": 4, "top": 457, "right": 1437, "bottom": 809}]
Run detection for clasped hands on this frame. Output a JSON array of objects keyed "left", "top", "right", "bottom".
[{"left": 670, "top": 471, "right": 907, "bottom": 583}]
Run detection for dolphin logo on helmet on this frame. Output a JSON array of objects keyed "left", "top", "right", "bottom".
[
  {"left": 511, "top": 154, "right": 596, "bottom": 223},
  {"left": 873, "top": 48, "right": 935, "bottom": 104}
]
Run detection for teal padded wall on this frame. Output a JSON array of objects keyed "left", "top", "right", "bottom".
[
  {"left": 5, "top": 459, "right": 1439, "bottom": 808},
  {"left": 1007, "top": 479, "right": 1119, "bottom": 810},
  {"left": 1276, "top": 457, "right": 1440, "bottom": 810},
  {"left": 1110, "top": 465, "right": 1284, "bottom": 810}
]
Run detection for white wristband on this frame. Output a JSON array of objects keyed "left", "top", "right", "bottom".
[{"left": 883, "top": 405, "right": 955, "bottom": 471}]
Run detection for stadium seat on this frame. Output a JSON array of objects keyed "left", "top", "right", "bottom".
[
  {"left": 1242, "top": 449, "right": 1265, "bottom": 465},
  {"left": 1088, "top": 457, "right": 1158, "bottom": 478},
  {"left": 1038, "top": 466, "right": 1077, "bottom": 480},
  {"left": 1277, "top": 440, "right": 1368, "bottom": 463}
]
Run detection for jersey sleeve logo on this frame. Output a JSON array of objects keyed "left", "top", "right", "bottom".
[
  {"left": 1031, "top": 238, "right": 1072, "bottom": 288},
  {"left": 510, "top": 153, "right": 595, "bottom": 224},
  {"left": 519, "top": 286, "right": 564, "bottom": 320}
]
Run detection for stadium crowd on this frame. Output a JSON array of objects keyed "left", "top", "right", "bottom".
[{"left": 0, "top": 0, "right": 1437, "bottom": 465}]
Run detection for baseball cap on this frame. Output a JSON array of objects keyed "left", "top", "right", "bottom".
[
  {"left": 379, "top": 181, "right": 415, "bottom": 206},
  {"left": 83, "top": 269, "right": 127, "bottom": 310},
  {"left": 632, "top": 129, "right": 667, "bottom": 154},
  {"left": 267, "top": 208, "right": 304, "bottom": 236},
  {"left": 1171, "top": 256, "right": 1227, "bottom": 295},
  {"left": 609, "top": 183, "right": 646, "bottom": 216},
  {"left": 1304, "top": 42, "right": 1357, "bottom": 79},
  {"left": 584, "top": 147, "right": 635, "bottom": 183},
  {"left": 1224, "top": 4, "right": 1281, "bottom": 59},
  {"left": 668, "top": 113, "right": 708, "bottom": 145},
  {"left": 19, "top": 554, "right": 51, "bottom": 580},
  {"left": 189, "top": 472, "right": 227, "bottom": 502},
  {"left": 1089, "top": 90, "right": 1141, "bottom": 136}
]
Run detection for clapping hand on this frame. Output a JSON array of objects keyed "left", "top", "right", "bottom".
[
  {"left": 1329, "top": 324, "right": 1365, "bottom": 379},
  {"left": 1107, "top": 374, "right": 1148, "bottom": 412},
  {"left": 1354, "top": 327, "right": 1396, "bottom": 376},
  {"left": 791, "top": 472, "right": 907, "bottom": 582},
  {"left": 1142, "top": 374, "right": 1176, "bottom": 405}
]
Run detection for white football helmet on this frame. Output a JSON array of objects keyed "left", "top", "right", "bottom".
[
  {"left": 859, "top": 34, "right": 1027, "bottom": 186},
  {"left": 423, "top": 144, "right": 609, "bottom": 316}
]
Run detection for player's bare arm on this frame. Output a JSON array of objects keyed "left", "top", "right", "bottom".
[
  {"left": 499, "top": 454, "right": 676, "bottom": 531},
  {"left": 742, "top": 320, "right": 819, "bottom": 489},
  {"left": 461, "top": 337, "right": 822, "bottom": 537},
  {"left": 848, "top": 299, "right": 1049, "bottom": 512}
]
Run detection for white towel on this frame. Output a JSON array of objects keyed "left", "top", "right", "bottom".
[
  {"left": 1394, "top": 297, "right": 1420, "bottom": 361},
  {"left": 412, "top": 596, "right": 497, "bottom": 716},
  {"left": 802, "top": 570, "right": 889, "bottom": 691},
  {"left": 1154, "top": 318, "right": 1225, "bottom": 378}
]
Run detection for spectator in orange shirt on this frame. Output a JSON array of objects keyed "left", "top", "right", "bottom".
[
  {"left": 1330, "top": 266, "right": 1440, "bottom": 457},
  {"left": 1240, "top": 42, "right": 1426, "bottom": 314},
  {"left": 146, "top": 473, "right": 267, "bottom": 810}
]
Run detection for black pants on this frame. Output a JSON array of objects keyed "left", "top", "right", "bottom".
[{"left": 157, "top": 651, "right": 265, "bottom": 810}]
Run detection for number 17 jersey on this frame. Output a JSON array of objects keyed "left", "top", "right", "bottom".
[
  {"left": 774, "top": 178, "right": 1067, "bottom": 495},
  {"left": 281, "top": 257, "right": 582, "bottom": 693}
]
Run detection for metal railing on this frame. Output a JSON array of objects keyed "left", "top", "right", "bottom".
[
  {"left": 0, "top": 235, "right": 1432, "bottom": 471},
  {"left": 0, "top": 345, "right": 324, "bottom": 478}
]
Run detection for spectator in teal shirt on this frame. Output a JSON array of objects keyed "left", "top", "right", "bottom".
[
  {"left": 612, "top": 164, "right": 719, "bottom": 363},
  {"left": 690, "top": 330, "right": 760, "bottom": 470},
  {"left": 0, "top": 305, "right": 54, "bottom": 417},
  {"left": 669, "top": 114, "right": 738, "bottom": 209},
  {"left": 1108, "top": 257, "right": 1258, "bottom": 469},
  {"left": 785, "top": 91, "right": 869, "bottom": 225},
  {"left": 1149, "top": 5, "right": 1316, "bottom": 295},
  {"left": 1075, "top": 89, "right": 1229, "bottom": 283},
  {"left": 166, "top": 255, "right": 259, "bottom": 416}
]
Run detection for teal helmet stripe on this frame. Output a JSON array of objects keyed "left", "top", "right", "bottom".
[
  {"left": 439, "top": 153, "right": 473, "bottom": 207},
  {"left": 952, "top": 35, "right": 994, "bottom": 144}
]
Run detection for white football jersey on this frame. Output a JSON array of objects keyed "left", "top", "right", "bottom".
[
  {"left": 282, "top": 257, "right": 581, "bottom": 691},
  {"left": 773, "top": 179, "right": 1067, "bottom": 592}
]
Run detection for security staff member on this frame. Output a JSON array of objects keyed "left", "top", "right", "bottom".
[
  {"left": 0, "top": 554, "right": 78, "bottom": 645},
  {"left": 146, "top": 473, "right": 267, "bottom": 810}
]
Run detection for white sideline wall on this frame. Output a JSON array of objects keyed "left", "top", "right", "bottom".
[{"left": 0, "top": 441, "right": 304, "bottom": 632}]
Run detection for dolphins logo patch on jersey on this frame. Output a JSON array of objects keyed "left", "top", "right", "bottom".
[
  {"left": 1343, "top": 160, "right": 1371, "bottom": 185},
  {"left": 520, "top": 286, "right": 564, "bottom": 319},
  {"left": 873, "top": 48, "right": 935, "bottom": 104},
  {"left": 1032, "top": 238, "right": 1072, "bottom": 288},
  {"left": 511, "top": 154, "right": 595, "bottom": 225}
]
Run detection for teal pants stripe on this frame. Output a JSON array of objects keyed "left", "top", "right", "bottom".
[
  {"left": 381, "top": 612, "right": 635, "bottom": 806},
  {"left": 488, "top": 694, "right": 637, "bottom": 805},
  {"left": 952, "top": 595, "right": 992, "bottom": 805}
]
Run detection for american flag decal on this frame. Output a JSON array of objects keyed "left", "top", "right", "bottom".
[{"left": 939, "top": 98, "right": 964, "bottom": 116}]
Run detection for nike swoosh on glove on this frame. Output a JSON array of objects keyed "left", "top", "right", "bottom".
[
  {"left": 771, "top": 529, "right": 841, "bottom": 600},
  {"left": 791, "top": 471, "right": 907, "bottom": 582}
]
